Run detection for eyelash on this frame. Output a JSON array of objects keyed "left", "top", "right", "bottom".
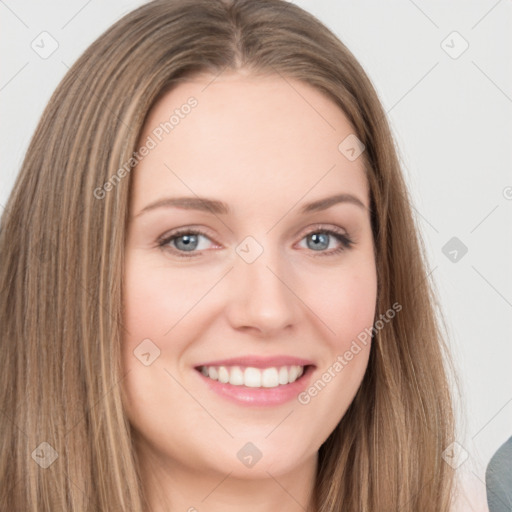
[{"left": 157, "top": 224, "right": 354, "bottom": 259}]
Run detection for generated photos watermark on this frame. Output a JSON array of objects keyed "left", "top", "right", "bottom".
[
  {"left": 93, "top": 96, "right": 198, "bottom": 200},
  {"left": 297, "top": 301, "right": 402, "bottom": 405}
]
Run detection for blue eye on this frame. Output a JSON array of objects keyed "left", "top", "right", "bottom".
[
  {"left": 158, "top": 226, "right": 354, "bottom": 258},
  {"left": 300, "top": 230, "right": 353, "bottom": 255},
  {"left": 159, "top": 230, "right": 214, "bottom": 256},
  {"left": 171, "top": 233, "right": 201, "bottom": 252},
  {"left": 308, "top": 233, "right": 330, "bottom": 250}
]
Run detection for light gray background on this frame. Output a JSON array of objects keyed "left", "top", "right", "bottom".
[{"left": 1, "top": 1, "right": 511, "bottom": 509}]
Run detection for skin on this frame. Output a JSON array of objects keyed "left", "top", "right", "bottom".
[{"left": 121, "top": 71, "right": 377, "bottom": 512}]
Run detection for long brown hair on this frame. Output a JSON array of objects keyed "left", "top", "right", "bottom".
[{"left": 0, "top": 0, "right": 460, "bottom": 510}]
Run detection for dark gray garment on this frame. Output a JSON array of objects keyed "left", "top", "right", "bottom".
[{"left": 486, "top": 436, "right": 512, "bottom": 511}]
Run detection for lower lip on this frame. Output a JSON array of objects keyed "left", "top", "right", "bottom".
[{"left": 195, "top": 365, "right": 315, "bottom": 407}]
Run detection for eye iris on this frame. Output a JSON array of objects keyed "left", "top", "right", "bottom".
[
  {"left": 175, "top": 234, "right": 198, "bottom": 251},
  {"left": 307, "top": 233, "right": 329, "bottom": 251}
]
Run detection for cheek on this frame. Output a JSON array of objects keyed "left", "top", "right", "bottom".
[
  {"left": 120, "top": 256, "right": 199, "bottom": 437},
  {"left": 122, "top": 255, "right": 206, "bottom": 343},
  {"left": 296, "top": 259, "right": 377, "bottom": 393},
  {"left": 293, "top": 267, "right": 376, "bottom": 436},
  {"left": 298, "top": 261, "right": 378, "bottom": 345},
  {"left": 120, "top": 257, "right": 190, "bottom": 416}
]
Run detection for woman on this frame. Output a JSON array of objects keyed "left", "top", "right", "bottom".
[{"left": 0, "top": 0, "right": 460, "bottom": 510}]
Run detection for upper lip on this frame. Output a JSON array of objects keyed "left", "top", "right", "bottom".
[{"left": 195, "top": 355, "right": 315, "bottom": 369}]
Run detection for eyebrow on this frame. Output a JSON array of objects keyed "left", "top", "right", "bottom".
[{"left": 135, "top": 193, "right": 367, "bottom": 217}]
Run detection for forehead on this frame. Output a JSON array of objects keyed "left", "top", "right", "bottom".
[{"left": 131, "top": 73, "right": 369, "bottom": 213}]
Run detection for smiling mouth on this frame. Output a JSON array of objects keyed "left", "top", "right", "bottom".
[{"left": 195, "top": 364, "right": 313, "bottom": 389}]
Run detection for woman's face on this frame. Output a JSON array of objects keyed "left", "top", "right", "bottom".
[{"left": 122, "top": 72, "right": 377, "bottom": 481}]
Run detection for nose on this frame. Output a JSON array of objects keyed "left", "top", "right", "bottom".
[{"left": 224, "top": 243, "right": 300, "bottom": 336}]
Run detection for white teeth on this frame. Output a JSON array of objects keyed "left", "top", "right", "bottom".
[
  {"left": 278, "top": 366, "right": 288, "bottom": 385},
  {"left": 200, "top": 365, "right": 305, "bottom": 388},
  {"left": 289, "top": 365, "right": 299, "bottom": 382},
  {"left": 261, "top": 368, "right": 279, "bottom": 388},
  {"left": 218, "top": 366, "right": 230, "bottom": 384},
  {"left": 244, "top": 367, "right": 261, "bottom": 387},
  {"left": 229, "top": 366, "right": 244, "bottom": 386}
]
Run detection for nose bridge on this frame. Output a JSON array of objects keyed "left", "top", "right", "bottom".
[{"left": 228, "top": 234, "right": 298, "bottom": 332}]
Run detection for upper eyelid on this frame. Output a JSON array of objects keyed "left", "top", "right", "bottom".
[
  {"left": 158, "top": 225, "right": 215, "bottom": 243},
  {"left": 295, "top": 223, "right": 348, "bottom": 238}
]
